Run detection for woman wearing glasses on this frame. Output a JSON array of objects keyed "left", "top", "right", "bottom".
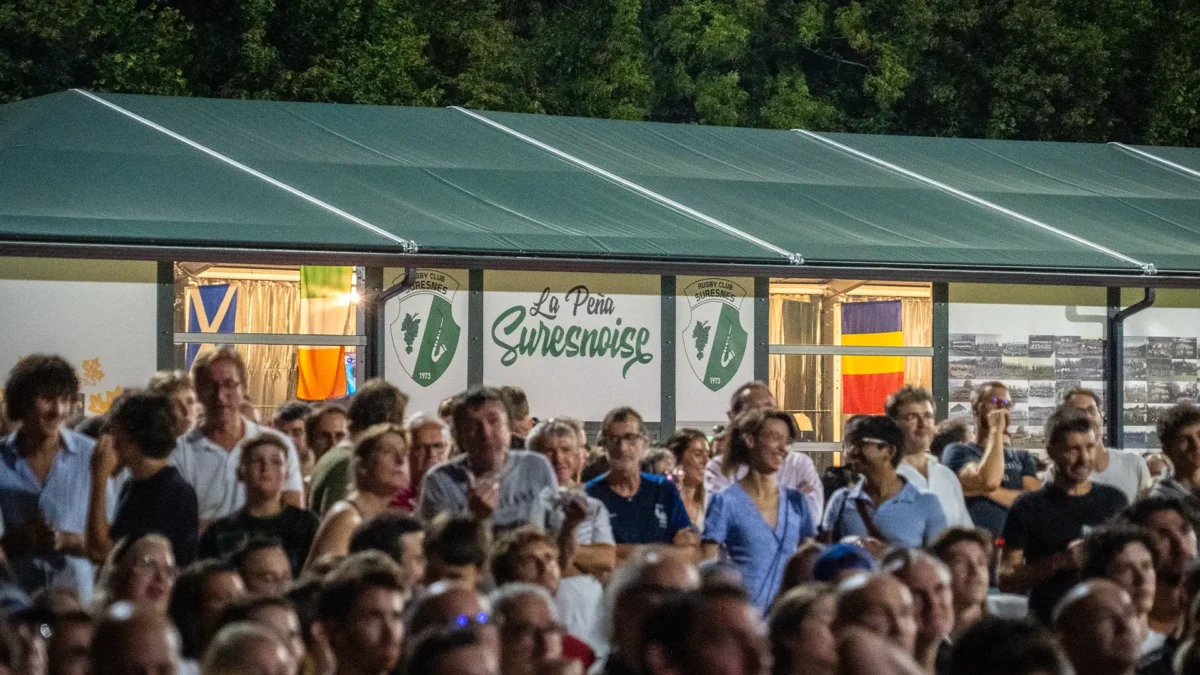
[
  {"left": 94, "top": 534, "right": 177, "bottom": 615},
  {"left": 701, "top": 409, "right": 818, "bottom": 612}
]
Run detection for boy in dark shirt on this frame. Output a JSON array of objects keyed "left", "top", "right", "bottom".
[
  {"left": 999, "top": 406, "right": 1129, "bottom": 623},
  {"left": 87, "top": 392, "right": 200, "bottom": 566},
  {"left": 199, "top": 433, "right": 318, "bottom": 574}
]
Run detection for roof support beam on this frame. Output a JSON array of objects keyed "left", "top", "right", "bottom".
[
  {"left": 450, "top": 106, "right": 804, "bottom": 266},
  {"left": 1109, "top": 142, "right": 1200, "bottom": 183},
  {"left": 792, "top": 129, "right": 1158, "bottom": 276}
]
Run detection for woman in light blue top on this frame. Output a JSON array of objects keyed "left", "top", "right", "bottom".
[{"left": 702, "top": 409, "right": 817, "bottom": 611}]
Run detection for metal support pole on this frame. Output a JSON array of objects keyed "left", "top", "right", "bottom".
[
  {"left": 1106, "top": 287, "right": 1156, "bottom": 449},
  {"left": 156, "top": 261, "right": 175, "bottom": 371},
  {"left": 468, "top": 270, "right": 484, "bottom": 387},
  {"left": 754, "top": 277, "right": 770, "bottom": 382},
  {"left": 932, "top": 283, "right": 950, "bottom": 420},
  {"left": 362, "top": 268, "right": 384, "bottom": 380},
  {"left": 660, "top": 276, "right": 676, "bottom": 441}
]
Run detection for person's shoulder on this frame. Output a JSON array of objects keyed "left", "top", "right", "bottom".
[
  {"left": 282, "top": 504, "right": 320, "bottom": 525},
  {"left": 784, "top": 449, "right": 815, "bottom": 468},
  {"left": 313, "top": 442, "right": 352, "bottom": 471},
  {"left": 1092, "top": 482, "right": 1130, "bottom": 505},
  {"left": 584, "top": 473, "right": 611, "bottom": 493},
  {"left": 510, "top": 450, "right": 555, "bottom": 472},
  {"left": 242, "top": 421, "right": 294, "bottom": 451},
  {"left": 60, "top": 427, "right": 96, "bottom": 455},
  {"left": 942, "top": 442, "right": 980, "bottom": 459},
  {"left": 642, "top": 472, "right": 680, "bottom": 494}
]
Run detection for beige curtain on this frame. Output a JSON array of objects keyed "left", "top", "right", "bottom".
[{"left": 191, "top": 279, "right": 300, "bottom": 416}]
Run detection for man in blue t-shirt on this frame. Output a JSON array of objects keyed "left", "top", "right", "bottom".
[
  {"left": 943, "top": 381, "right": 1040, "bottom": 538},
  {"left": 585, "top": 407, "right": 695, "bottom": 562}
]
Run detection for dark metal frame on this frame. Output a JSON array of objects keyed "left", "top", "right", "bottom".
[{"left": 1106, "top": 287, "right": 1157, "bottom": 448}]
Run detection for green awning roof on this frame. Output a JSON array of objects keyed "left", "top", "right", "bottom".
[{"left": 3, "top": 90, "right": 1200, "bottom": 280}]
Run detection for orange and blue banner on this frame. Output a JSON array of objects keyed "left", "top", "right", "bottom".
[{"left": 841, "top": 300, "right": 904, "bottom": 414}]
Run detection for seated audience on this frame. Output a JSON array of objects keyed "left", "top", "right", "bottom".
[
  {"left": 1056, "top": 388, "right": 1151, "bottom": 502},
  {"left": 490, "top": 526, "right": 604, "bottom": 654},
  {"left": 273, "top": 401, "right": 313, "bottom": 484},
  {"left": 405, "top": 580, "right": 498, "bottom": 659},
  {"left": 833, "top": 573, "right": 918, "bottom": 655},
  {"left": 319, "top": 552, "right": 407, "bottom": 675},
  {"left": 94, "top": 534, "right": 176, "bottom": 615},
  {"left": 88, "top": 392, "right": 199, "bottom": 567},
  {"left": 91, "top": 601, "right": 182, "bottom": 675},
  {"left": 641, "top": 586, "right": 769, "bottom": 675},
  {"left": 405, "top": 626, "right": 500, "bottom": 675},
  {"left": 705, "top": 382, "right": 823, "bottom": 522},
  {"left": 812, "top": 543, "right": 876, "bottom": 583},
  {"left": 768, "top": 583, "right": 837, "bottom": 675},
  {"left": 199, "top": 433, "right": 319, "bottom": 575},
  {"left": 306, "top": 423, "right": 410, "bottom": 568},
  {"left": 203, "top": 621, "right": 295, "bottom": 675},
  {"left": 421, "top": 387, "right": 558, "bottom": 529},
  {"left": 776, "top": 540, "right": 826, "bottom": 594},
  {"left": 999, "top": 406, "right": 1129, "bottom": 622},
  {"left": 310, "top": 379, "right": 407, "bottom": 516},
  {"left": 172, "top": 347, "right": 305, "bottom": 524},
  {"left": 930, "top": 527, "right": 1014, "bottom": 637},
  {"left": 1082, "top": 526, "right": 1161, "bottom": 653},
  {"left": 885, "top": 550, "right": 955, "bottom": 674},
  {"left": 146, "top": 369, "right": 198, "bottom": 437},
  {"left": 946, "top": 617, "right": 1073, "bottom": 675},
  {"left": 169, "top": 560, "right": 247, "bottom": 670},
  {"left": 425, "top": 515, "right": 491, "bottom": 589},
  {"left": 1053, "top": 579, "right": 1142, "bottom": 675},
  {"left": 349, "top": 513, "right": 426, "bottom": 602},
  {"left": 490, "top": 583, "right": 569, "bottom": 675},
  {"left": 306, "top": 404, "right": 349, "bottom": 464},
  {"left": 942, "top": 382, "right": 1039, "bottom": 539},
  {"left": 47, "top": 610, "right": 93, "bottom": 675},
  {"left": 586, "top": 408, "right": 695, "bottom": 559},
  {"left": 232, "top": 537, "right": 293, "bottom": 597},
  {"left": 888, "top": 387, "right": 973, "bottom": 528},
  {"left": 702, "top": 409, "right": 817, "bottom": 611},
  {"left": 1149, "top": 403, "right": 1200, "bottom": 509},
  {"left": 392, "top": 412, "right": 450, "bottom": 511},
  {"left": 600, "top": 548, "right": 700, "bottom": 675},
  {"left": 214, "top": 595, "right": 306, "bottom": 664},
  {"left": 666, "top": 429, "right": 709, "bottom": 531},
  {"left": 528, "top": 418, "right": 617, "bottom": 579},
  {"left": 823, "top": 416, "right": 948, "bottom": 550},
  {"left": 1, "top": 355, "right": 100, "bottom": 600}
]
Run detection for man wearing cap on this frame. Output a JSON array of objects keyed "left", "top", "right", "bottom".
[
  {"left": 812, "top": 544, "right": 877, "bottom": 583},
  {"left": 822, "top": 416, "right": 948, "bottom": 550}
]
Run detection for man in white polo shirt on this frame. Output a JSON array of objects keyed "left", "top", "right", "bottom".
[
  {"left": 888, "top": 385, "right": 974, "bottom": 528},
  {"left": 173, "top": 346, "right": 304, "bottom": 525}
]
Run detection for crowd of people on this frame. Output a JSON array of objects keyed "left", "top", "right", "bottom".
[{"left": 2, "top": 345, "right": 1200, "bottom": 675}]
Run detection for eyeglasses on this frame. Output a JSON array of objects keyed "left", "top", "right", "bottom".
[
  {"left": 990, "top": 397, "right": 1012, "bottom": 407},
  {"left": 450, "top": 612, "right": 490, "bottom": 629},
  {"left": 131, "top": 556, "right": 176, "bottom": 578}
]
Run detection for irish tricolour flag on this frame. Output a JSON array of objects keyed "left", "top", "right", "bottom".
[
  {"left": 297, "top": 266, "right": 353, "bottom": 401},
  {"left": 841, "top": 300, "right": 904, "bottom": 414}
]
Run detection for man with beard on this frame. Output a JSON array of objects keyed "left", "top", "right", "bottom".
[
  {"left": 1054, "top": 580, "right": 1142, "bottom": 675},
  {"left": 999, "top": 406, "right": 1129, "bottom": 623},
  {"left": 1115, "top": 497, "right": 1200, "bottom": 675},
  {"left": 319, "top": 552, "right": 407, "bottom": 675},
  {"left": 1057, "top": 388, "right": 1150, "bottom": 502}
]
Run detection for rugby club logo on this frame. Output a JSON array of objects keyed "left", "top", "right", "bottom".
[
  {"left": 390, "top": 270, "right": 462, "bottom": 387},
  {"left": 682, "top": 278, "right": 748, "bottom": 392}
]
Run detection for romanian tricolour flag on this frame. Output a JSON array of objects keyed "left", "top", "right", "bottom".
[
  {"left": 297, "top": 266, "right": 353, "bottom": 401},
  {"left": 186, "top": 284, "right": 238, "bottom": 370},
  {"left": 841, "top": 300, "right": 904, "bottom": 414}
]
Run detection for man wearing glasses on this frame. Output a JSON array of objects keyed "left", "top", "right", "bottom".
[
  {"left": 943, "top": 381, "right": 1040, "bottom": 538},
  {"left": 585, "top": 407, "right": 698, "bottom": 562}
]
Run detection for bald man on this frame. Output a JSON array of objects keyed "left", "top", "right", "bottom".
[
  {"left": 407, "top": 580, "right": 499, "bottom": 657},
  {"left": 602, "top": 548, "right": 701, "bottom": 675},
  {"left": 834, "top": 574, "right": 918, "bottom": 656},
  {"left": 203, "top": 622, "right": 295, "bottom": 675},
  {"left": 91, "top": 602, "right": 181, "bottom": 675},
  {"left": 1053, "top": 579, "right": 1141, "bottom": 675},
  {"left": 838, "top": 628, "right": 925, "bottom": 675}
]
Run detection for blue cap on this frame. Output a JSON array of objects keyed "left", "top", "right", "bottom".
[{"left": 812, "top": 543, "right": 875, "bottom": 582}]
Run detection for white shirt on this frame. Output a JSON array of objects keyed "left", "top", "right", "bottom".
[
  {"left": 897, "top": 455, "right": 974, "bottom": 529},
  {"left": 705, "top": 446, "right": 824, "bottom": 522},
  {"left": 170, "top": 418, "right": 303, "bottom": 521},
  {"left": 557, "top": 574, "right": 606, "bottom": 653},
  {"left": 1043, "top": 448, "right": 1150, "bottom": 503}
]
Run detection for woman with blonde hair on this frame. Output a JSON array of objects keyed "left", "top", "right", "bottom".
[
  {"left": 94, "top": 534, "right": 177, "bottom": 615},
  {"left": 303, "top": 424, "right": 410, "bottom": 570}
]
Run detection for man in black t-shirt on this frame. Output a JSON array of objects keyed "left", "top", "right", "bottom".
[
  {"left": 999, "top": 406, "right": 1129, "bottom": 623},
  {"left": 88, "top": 392, "right": 200, "bottom": 566},
  {"left": 198, "top": 433, "right": 318, "bottom": 574}
]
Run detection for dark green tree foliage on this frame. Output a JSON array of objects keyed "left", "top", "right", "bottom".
[{"left": 2, "top": 0, "right": 1199, "bottom": 143}]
